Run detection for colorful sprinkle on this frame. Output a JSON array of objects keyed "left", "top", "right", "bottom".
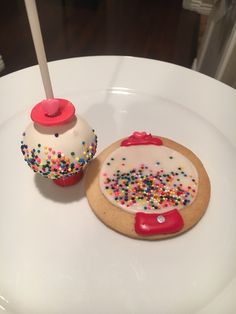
[
  {"left": 102, "top": 164, "right": 197, "bottom": 211},
  {"left": 20, "top": 134, "right": 97, "bottom": 180}
]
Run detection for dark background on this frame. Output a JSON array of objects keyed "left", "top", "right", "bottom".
[{"left": 0, "top": 0, "right": 200, "bottom": 76}]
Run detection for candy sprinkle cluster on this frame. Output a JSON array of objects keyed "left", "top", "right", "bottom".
[
  {"left": 102, "top": 164, "right": 197, "bottom": 211},
  {"left": 21, "top": 135, "right": 97, "bottom": 179}
]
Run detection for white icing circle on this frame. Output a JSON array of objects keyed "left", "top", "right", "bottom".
[{"left": 99, "top": 145, "right": 198, "bottom": 213}]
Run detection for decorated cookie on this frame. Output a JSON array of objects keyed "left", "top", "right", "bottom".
[
  {"left": 21, "top": 98, "right": 97, "bottom": 186},
  {"left": 85, "top": 132, "right": 210, "bottom": 240}
]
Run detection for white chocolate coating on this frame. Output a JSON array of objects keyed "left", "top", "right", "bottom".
[{"left": 21, "top": 115, "right": 97, "bottom": 179}]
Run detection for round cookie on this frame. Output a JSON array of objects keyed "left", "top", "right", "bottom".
[{"left": 85, "top": 132, "right": 210, "bottom": 240}]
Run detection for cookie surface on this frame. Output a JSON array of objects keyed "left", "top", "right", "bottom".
[{"left": 85, "top": 133, "right": 210, "bottom": 240}]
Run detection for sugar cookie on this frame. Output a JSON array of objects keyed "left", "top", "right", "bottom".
[{"left": 85, "top": 132, "right": 210, "bottom": 240}]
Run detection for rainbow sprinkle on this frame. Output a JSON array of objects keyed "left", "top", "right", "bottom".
[
  {"left": 21, "top": 135, "right": 97, "bottom": 179},
  {"left": 102, "top": 164, "right": 197, "bottom": 211}
]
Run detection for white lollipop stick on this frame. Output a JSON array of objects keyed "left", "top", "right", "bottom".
[{"left": 24, "top": 0, "right": 54, "bottom": 99}]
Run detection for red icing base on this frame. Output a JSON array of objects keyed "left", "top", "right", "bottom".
[
  {"left": 135, "top": 209, "right": 184, "bottom": 236},
  {"left": 53, "top": 171, "right": 83, "bottom": 187}
]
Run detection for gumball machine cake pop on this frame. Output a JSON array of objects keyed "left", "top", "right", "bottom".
[{"left": 21, "top": 98, "right": 97, "bottom": 187}]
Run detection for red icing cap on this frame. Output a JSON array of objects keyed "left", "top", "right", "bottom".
[
  {"left": 31, "top": 98, "right": 75, "bottom": 126},
  {"left": 121, "top": 131, "right": 163, "bottom": 146}
]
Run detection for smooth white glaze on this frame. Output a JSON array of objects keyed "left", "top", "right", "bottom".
[{"left": 100, "top": 145, "right": 198, "bottom": 213}]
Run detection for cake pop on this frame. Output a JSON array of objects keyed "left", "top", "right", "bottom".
[{"left": 21, "top": 98, "right": 97, "bottom": 186}]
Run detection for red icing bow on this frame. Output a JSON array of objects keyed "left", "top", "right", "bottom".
[{"left": 121, "top": 131, "right": 163, "bottom": 146}]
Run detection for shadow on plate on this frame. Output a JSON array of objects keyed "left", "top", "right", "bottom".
[{"left": 34, "top": 173, "right": 85, "bottom": 203}]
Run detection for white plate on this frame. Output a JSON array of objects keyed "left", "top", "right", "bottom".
[{"left": 0, "top": 56, "right": 236, "bottom": 314}]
